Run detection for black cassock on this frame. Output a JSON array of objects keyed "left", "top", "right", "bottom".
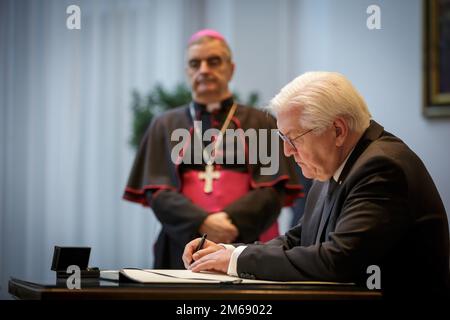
[{"left": 124, "top": 97, "right": 302, "bottom": 268}]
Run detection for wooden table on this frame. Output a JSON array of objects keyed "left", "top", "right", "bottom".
[{"left": 9, "top": 277, "right": 382, "bottom": 300}]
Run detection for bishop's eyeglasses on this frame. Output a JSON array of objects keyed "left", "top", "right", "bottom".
[{"left": 188, "top": 55, "right": 230, "bottom": 70}]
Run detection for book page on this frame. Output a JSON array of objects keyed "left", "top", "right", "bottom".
[
  {"left": 118, "top": 269, "right": 354, "bottom": 285},
  {"left": 120, "top": 269, "right": 241, "bottom": 284},
  {"left": 148, "top": 269, "right": 243, "bottom": 283}
]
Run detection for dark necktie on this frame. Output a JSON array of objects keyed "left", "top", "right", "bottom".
[
  {"left": 315, "top": 178, "right": 339, "bottom": 244},
  {"left": 327, "top": 178, "right": 338, "bottom": 197}
]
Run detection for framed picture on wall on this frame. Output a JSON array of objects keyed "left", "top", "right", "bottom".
[{"left": 424, "top": 0, "right": 450, "bottom": 117}]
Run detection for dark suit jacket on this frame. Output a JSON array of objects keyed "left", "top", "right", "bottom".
[{"left": 237, "top": 120, "right": 449, "bottom": 295}]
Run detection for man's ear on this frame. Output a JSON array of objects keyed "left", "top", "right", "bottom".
[{"left": 334, "top": 117, "right": 348, "bottom": 147}]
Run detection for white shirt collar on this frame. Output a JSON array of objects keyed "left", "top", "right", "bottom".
[
  {"left": 333, "top": 148, "right": 354, "bottom": 183},
  {"left": 206, "top": 102, "right": 220, "bottom": 112}
]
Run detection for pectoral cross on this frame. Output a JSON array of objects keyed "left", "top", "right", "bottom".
[{"left": 198, "top": 164, "right": 220, "bottom": 194}]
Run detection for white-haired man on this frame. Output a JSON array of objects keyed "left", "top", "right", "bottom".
[{"left": 183, "top": 71, "right": 449, "bottom": 296}]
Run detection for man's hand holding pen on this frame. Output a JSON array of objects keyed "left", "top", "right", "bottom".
[
  {"left": 195, "top": 233, "right": 208, "bottom": 252},
  {"left": 182, "top": 236, "right": 232, "bottom": 274}
]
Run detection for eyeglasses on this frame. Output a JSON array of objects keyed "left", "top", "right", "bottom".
[
  {"left": 188, "top": 55, "right": 229, "bottom": 70},
  {"left": 277, "top": 128, "right": 316, "bottom": 151}
]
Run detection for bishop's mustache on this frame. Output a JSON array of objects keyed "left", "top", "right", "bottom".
[{"left": 195, "top": 76, "right": 217, "bottom": 84}]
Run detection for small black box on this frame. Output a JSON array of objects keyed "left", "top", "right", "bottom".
[{"left": 51, "top": 246, "right": 91, "bottom": 271}]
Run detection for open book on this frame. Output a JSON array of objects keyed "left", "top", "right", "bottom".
[{"left": 100, "top": 269, "right": 353, "bottom": 285}]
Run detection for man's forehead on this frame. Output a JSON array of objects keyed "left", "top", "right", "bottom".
[
  {"left": 277, "top": 106, "right": 302, "bottom": 120},
  {"left": 187, "top": 40, "right": 229, "bottom": 58},
  {"left": 276, "top": 108, "right": 304, "bottom": 135}
]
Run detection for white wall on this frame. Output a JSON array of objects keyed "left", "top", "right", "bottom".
[{"left": 1, "top": 0, "right": 449, "bottom": 299}]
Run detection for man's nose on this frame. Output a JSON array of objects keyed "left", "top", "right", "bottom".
[
  {"left": 199, "top": 60, "right": 211, "bottom": 73},
  {"left": 283, "top": 140, "right": 296, "bottom": 157}
]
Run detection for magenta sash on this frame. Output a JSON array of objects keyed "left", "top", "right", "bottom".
[{"left": 181, "top": 169, "right": 279, "bottom": 242}]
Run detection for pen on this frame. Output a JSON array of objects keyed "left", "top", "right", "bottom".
[{"left": 194, "top": 233, "right": 207, "bottom": 253}]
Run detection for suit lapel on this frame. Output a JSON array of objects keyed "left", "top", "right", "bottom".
[
  {"left": 308, "top": 184, "right": 328, "bottom": 244},
  {"left": 315, "top": 181, "right": 340, "bottom": 243}
]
